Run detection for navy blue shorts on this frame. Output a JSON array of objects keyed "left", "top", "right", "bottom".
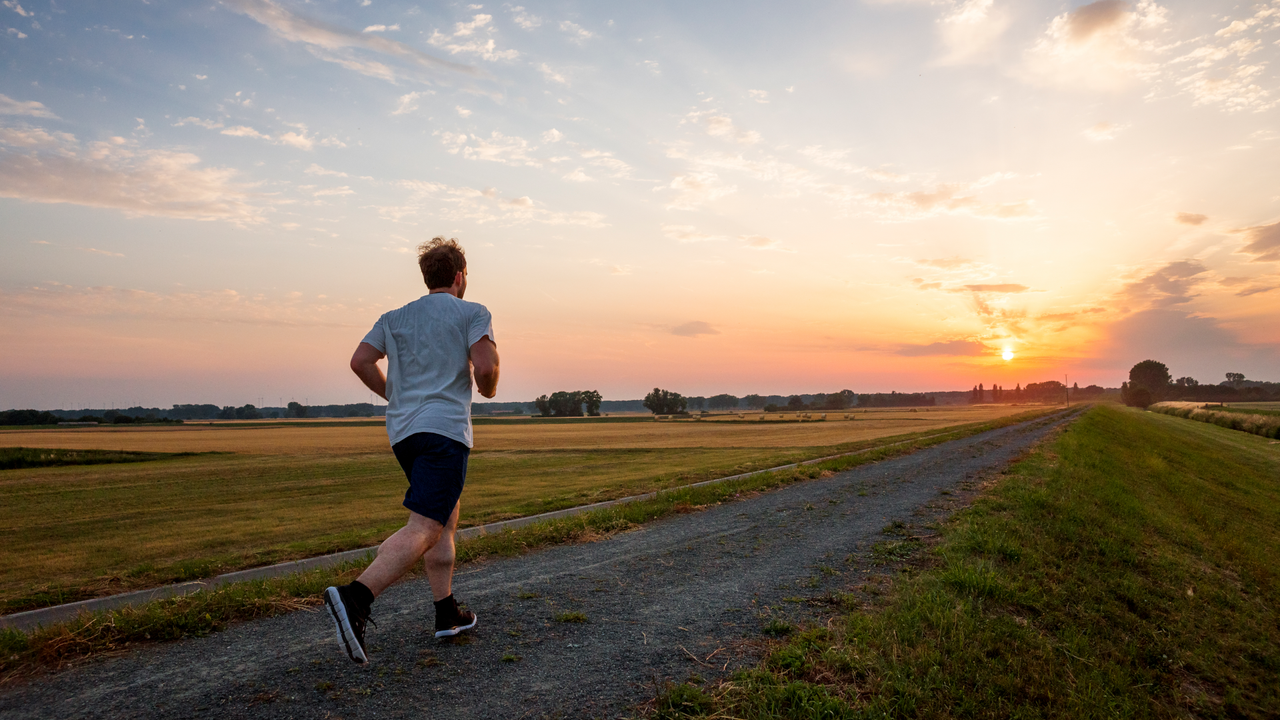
[{"left": 391, "top": 432, "right": 469, "bottom": 525}]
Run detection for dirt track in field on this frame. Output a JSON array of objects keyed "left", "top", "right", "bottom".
[{"left": 0, "top": 409, "right": 1077, "bottom": 719}]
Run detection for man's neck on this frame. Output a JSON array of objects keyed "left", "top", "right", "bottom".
[{"left": 429, "top": 288, "right": 460, "bottom": 298}]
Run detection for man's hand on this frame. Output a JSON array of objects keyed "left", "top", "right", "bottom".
[
  {"left": 470, "top": 336, "right": 499, "bottom": 399},
  {"left": 350, "top": 342, "right": 388, "bottom": 400}
]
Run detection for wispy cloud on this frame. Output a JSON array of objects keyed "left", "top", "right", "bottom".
[
  {"left": 1083, "top": 121, "right": 1128, "bottom": 141},
  {"left": 428, "top": 13, "right": 518, "bottom": 61},
  {"left": 559, "top": 20, "right": 593, "bottom": 41},
  {"left": 894, "top": 339, "right": 988, "bottom": 357},
  {"left": 510, "top": 6, "right": 541, "bottom": 30},
  {"left": 1236, "top": 220, "right": 1280, "bottom": 262},
  {"left": 439, "top": 130, "right": 540, "bottom": 167},
  {"left": 377, "top": 180, "right": 606, "bottom": 227},
  {"left": 1175, "top": 212, "right": 1207, "bottom": 225},
  {"left": 0, "top": 128, "right": 265, "bottom": 224},
  {"left": 671, "top": 320, "right": 718, "bottom": 337},
  {"left": 0, "top": 93, "right": 58, "bottom": 119},
  {"left": 224, "top": 0, "right": 477, "bottom": 82}
]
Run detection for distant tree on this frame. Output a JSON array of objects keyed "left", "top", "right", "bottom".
[
  {"left": 580, "top": 390, "right": 602, "bottom": 416},
  {"left": 643, "top": 388, "right": 687, "bottom": 415},
  {"left": 1175, "top": 376, "right": 1199, "bottom": 387},
  {"left": 0, "top": 409, "right": 61, "bottom": 426},
  {"left": 743, "top": 394, "right": 766, "bottom": 410},
  {"left": 1128, "top": 387, "right": 1153, "bottom": 409},
  {"left": 1129, "top": 360, "right": 1171, "bottom": 399},
  {"left": 286, "top": 401, "right": 308, "bottom": 418},
  {"left": 823, "top": 390, "right": 855, "bottom": 410},
  {"left": 547, "top": 391, "right": 584, "bottom": 417},
  {"left": 534, "top": 395, "right": 552, "bottom": 417},
  {"left": 708, "top": 393, "right": 739, "bottom": 410},
  {"left": 235, "top": 404, "right": 262, "bottom": 420},
  {"left": 688, "top": 396, "right": 706, "bottom": 411},
  {"left": 217, "top": 406, "right": 237, "bottom": 420},
  {"left": 1025, "top": 380, "right": 1066, "bottom": 403},
  {"left": 1225, "top": 372, "right": 1245, "bottom": 386},
  {"left": 786, "top": 395, "right": 806, "bottom": 410}
]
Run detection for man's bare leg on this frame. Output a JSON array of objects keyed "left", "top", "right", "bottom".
[
  {"left": 356, "top": 511, "right": 444, "bottom": 597},
  {"left": 423, "top": 501, "right": 460, "bottom": 601}
]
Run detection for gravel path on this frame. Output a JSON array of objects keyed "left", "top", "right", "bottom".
[{"left": 0, "top": 409, "right": 1076, "bottom": 719}]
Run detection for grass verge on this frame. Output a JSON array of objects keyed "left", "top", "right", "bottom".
[
  {"left": 1151, "top": 401, "right": 1280, "bottom": 439},
  {"left": 0, "top": 407, "right": 1061, "bottom": 682},
  {"left": 654, "top": 404, "right": 1280, "bottom": 719},
  {"left": 0, "top": 448, "right": 213, "bottom": 471}
]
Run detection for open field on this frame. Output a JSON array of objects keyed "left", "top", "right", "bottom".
[
  {"left": 1151, "top": 401, "right": 1280, "bottom": 438},
  {"left": 659, "top": 405, "right": 1280, "bottom": 718},
  {"left": 0, "top": 405, "right": 1041, "bottom": 614}
]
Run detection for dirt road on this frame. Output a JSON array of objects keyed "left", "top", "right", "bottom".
[{"left": 0, "top": 409, "right": 1076, "bottom": 719}]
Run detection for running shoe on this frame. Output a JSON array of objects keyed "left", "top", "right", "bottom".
[
  {"left": 435, "top": 599, "right": 478, "bottom": 639},
  {"left": 325, "top": 585, "right": 371, "bottom": 664}
]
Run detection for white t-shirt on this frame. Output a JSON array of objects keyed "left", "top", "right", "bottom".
[{"left": 361, "top": 293, "right": 495, "bottom": 448}]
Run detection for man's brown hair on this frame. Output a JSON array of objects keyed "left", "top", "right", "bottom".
[{"left": 418, "top": 237, "right": 467, "bottom": 289}]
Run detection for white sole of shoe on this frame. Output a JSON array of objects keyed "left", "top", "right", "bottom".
[
  {"left": 434, "top": 612, "right": 478, "bottom": 639},
  {"left": 324, "top": 587, "right": 368, "bottom": 664}
]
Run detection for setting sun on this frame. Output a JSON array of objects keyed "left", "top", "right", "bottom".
[{"left": 1003, "top": 349, "right": 1015, "bottom": 362}]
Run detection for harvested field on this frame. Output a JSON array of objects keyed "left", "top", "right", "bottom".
[
  {"left": 0, "top": 404, "right": 1032, "bottom": 454},
  {"left": 1, "top": 404, "right": 1049, "bottom": 614}
]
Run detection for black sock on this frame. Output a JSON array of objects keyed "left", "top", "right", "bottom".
[
  {"left": 433, "top": 594, "right": 457, "bottom": 616},
  {"left": 347, "top": 580, "right": 375, "bottom": 612}
]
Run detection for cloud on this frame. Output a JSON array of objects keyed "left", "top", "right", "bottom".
[
  {"left": 1175, "top": 212, "right": 1207, "bottom": 225},
  {"left": 539, "top": 63, "right": 568, "bottom": 84},
  {"left": 1100, "top": 307, "right": 1278, "bottom": 379},
  {"left": 7, "top": 27, "right": 27, "bottom": 39},
  {"left": 671, "top": 321, "right": 719, "bottom": 337},
  {"left": 3, "top": 1, "right": 33, "bottom": 17},
  {"left": 172, "top": 116, "right": 224, "bottom": 129},
  {"left": 510, "top": 6, "right": 541, "bottom": 30},
  {"left": 748, "top": 89, "right": 769, "bottom": 103},
  {"left": 579, "top": 149, "right": 633, "bottom": 179},
  {"left": 917, "top": 256, "right": 978, "bottom": 270},
  {"left": 428, "top": 13, "right": 518, "bottom": 61},
  {"left": 377, "top": 180, "right": 606, "bottom": 227},
  {"left": 218, "top": 122, "right": 322, "bottom": 150},
  {"left": 562, "top": 168, "right": 591, "bottom": 182},
  {"left": 84, "top": 247, "right": 125, "bottom": 257},
  {"left": 542, "top": 128, "right": 563, "bottom": 143},
  {"left": 439, "top": 130, "right": 540, "bottom": 167},
  {"left": 0, "top": 93, "right": 58, "bottom": 119},
  {"left": 936, "top": 0, "right": 1011, "bottom": 65},
  {"left": 1021, "top": 0, "right": 1167, "bottom": 91},
  {"left": 0, "top": 125, "right": 76, "bottom": 147},
  {"left": 221, "top": 125, "right": 270, "bottom": 140},
  {"left": 1117, "top": 259, "right": 1209, "bottom": 308},
  {"left": 224, "top": 0, "right": 476, "bottom": 82},
  {"left": 958, "top": 283, "right": 1030, "bottom": 293},
  {"left": 741, "top": 235, "right": 794, "bottom": 252},
  {"left": 0, "top": 283, "right": 369, "bottom": 329},
  {"left": 894, "top": 339, "right": 988, "bottom": 357},
  {"left": 362, "top": 24, "right": 399, "bottom": 33},
  {"left": 861, "top": 183, "right": 1035, "bottom": 221},
  {"left": 305, "top": 163, "right": 348, "bottom": 177},
  {"left": 0, "top": 128, "right": 264, "bottom": 224},
  {"left": 661, "top": 171, "right": 737, "bottom": 210},
  {"left": 313, "top": 186, "right": 353, "bottom": 196},
  {"left": 1083, "top": 121, "right": 1128, "bottom": 141},
  {"left": 392, "top": 91, "right": 430, "bottom": 115},
  {"left": 456, "top": 105, "right": 472, "bottom": 117},
  {"left": 1236, "top": 220, "right": 1280, "bottom": 262},
  {"left": 662, "top": 224, "right": 727, "bottom": 243},
  {"left": 695, "top": 113, "right": 761, "bottom": 145},
  {"left": 559, "top": 20, "right": 593, "bottom": 41}
]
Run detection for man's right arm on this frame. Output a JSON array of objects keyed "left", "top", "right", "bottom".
[
  {"left": 470, "top": 336, "right": 499, "bottom": 399},
  {"left": 350, "top": 342, "right": 388, "bottom": 400}
]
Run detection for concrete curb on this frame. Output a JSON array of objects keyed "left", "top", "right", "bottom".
[{"left": 0, "top": 414, "right": 1064, "bottom": 632}]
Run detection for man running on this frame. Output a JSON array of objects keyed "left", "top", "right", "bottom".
[{"left": 325, "top": 237, "right": 499, "bottom": 665}]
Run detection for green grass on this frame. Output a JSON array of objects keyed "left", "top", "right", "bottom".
[
  {"left": 1150, "top": 402, "right": 1280, "bottom": 439},
  {"left": 0, "top": 409, "right": 1057, "bottom": 680},
  {"left": 0, "top": 447, "right": 212, "bottom": 471},
  {"left": 654, "top": 404, "right": 1280, "bottom": 719}
]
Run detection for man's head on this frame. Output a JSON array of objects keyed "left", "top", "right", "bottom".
[{"left": 418, "top": 237, "right": 467, "bottom": 296}]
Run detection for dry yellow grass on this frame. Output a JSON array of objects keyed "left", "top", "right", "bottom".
[{"left": 0, "top": 404, "right": 1032, "bottom": 454}]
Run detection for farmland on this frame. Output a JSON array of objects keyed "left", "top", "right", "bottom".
[{"left": 1, "top": 405, "right": 1040, "bottom": 614}]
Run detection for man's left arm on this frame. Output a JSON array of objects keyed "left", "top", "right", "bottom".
[{"left": 470, "top": 336, "right": 499, "bottom": 399}]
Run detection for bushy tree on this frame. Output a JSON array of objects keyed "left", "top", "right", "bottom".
[
  {"left": 708, "top": 393, "right": 739, "bottom": 410},
  {"left": 1226, "top": 372, "right": 1245, "bottom": 386},
  {"left": 580, "top": 390, "right": 602, "bottom": 416},
  {"left": 1129, "top": 360, "right": 1171, "bottom": 398},
  {"left": 743, "top": 394, "right": 766, "bottom": 410},
  {"left": 643, "top": 388, "right": 687, "bottom": 415},
  {"left": 286, "top": 401, "right": 308, "bottom": 418},
  {"left": 786, "top": 395, "right": 806, "bottom": 410},
  {"left": 823, "top": 390, "right": 855, "bottom": 410}
]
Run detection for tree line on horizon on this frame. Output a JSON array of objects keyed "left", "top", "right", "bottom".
[{"left": 1120, "top": 361, "right": 1280, "bottom": 408}]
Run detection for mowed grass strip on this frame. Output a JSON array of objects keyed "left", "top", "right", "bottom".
[
  {"left": 653, "top": 404, "right": 1280, "bottom": 719},
  {"left": 1, "top": 405, "right": 1040, "bottom": 614},
  {"left": 0, "top": 409, "right": 1059, "bottom": 680},
  {"left": 0, "top": 447, "right": 212, "bottom": 471}
]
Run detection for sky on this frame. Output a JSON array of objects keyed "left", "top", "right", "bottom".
[{"left": 1, "top": 0, "right": 1279, "bottom": 409}]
